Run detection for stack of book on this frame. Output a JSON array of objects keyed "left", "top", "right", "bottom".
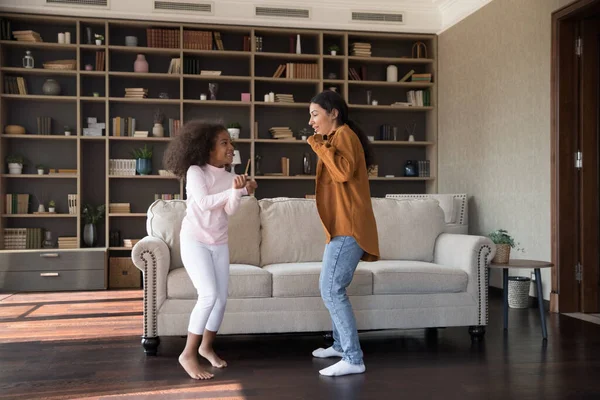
[
  {"left": 411, "top": 73, "right": 432, "bottom": 82},
  {"left": 351, "top": 42, "right": 371, "bottom": 57},
  {"left": 269, "top": 127, "right": 295, "bottom": 140},
  {"left": 109, "top": 203, "right": 131, "bottom": 214},
  {"left": 12, "top": 30, "right": 43, "bottom": 42},
  {"left": 275, "top": 94, "right": 294, "bottom": 103},
  {"left": 124, "top": 88, "right": 148, "bottom": 99},
  {"left": 58, "top": 237, "right": 78, "bottom": 249},
  {"left": 123, "top": 239, "right": 140, "bottom": 248}
]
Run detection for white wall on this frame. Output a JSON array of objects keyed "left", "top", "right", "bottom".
[{"left": 438, "top": 0, "right": 572, "bottom": 300}]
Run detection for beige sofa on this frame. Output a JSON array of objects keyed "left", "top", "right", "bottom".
[{"left": 132, "top": 196, "right": 495, "bottom": 355}]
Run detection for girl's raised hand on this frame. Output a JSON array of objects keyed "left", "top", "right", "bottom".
[{"left": 233, "top": 174, "right": 247, "bottom": 189}]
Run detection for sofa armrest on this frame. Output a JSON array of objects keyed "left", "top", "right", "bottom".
[
  {"left": 131, "top": 236, "right": 171, "bottom": 338},
  {"left": 433, "top": 233, "right": 496, "bottom": 326}
]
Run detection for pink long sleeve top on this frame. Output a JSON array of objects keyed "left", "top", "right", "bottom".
[{"left": 180, "top": 164, "right": 245, "bottom": 245}]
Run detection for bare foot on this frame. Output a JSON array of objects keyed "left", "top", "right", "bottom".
[
  {"left": 178, "top": 353, "right": 214, "bottom": 380},
  {"left": 199, "top": 346, "right": 228, "bottom": 368}
]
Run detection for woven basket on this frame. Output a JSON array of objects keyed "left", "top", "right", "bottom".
[
  {"left": 508, "top": 277, "right": 531, "bottom": 308},
  {"left": 493, "top": 244, "right": 511, "bottom": 264},
  {"left": 43, "top": 59, "right": 76, "bottom": 70}
]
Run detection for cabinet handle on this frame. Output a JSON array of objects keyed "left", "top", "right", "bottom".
[
  {"left": 40, "top": 253, "right": 59, "bottom": 258},
  {"left": 40, "top": 272, "right": 59, "bottom": 277}
]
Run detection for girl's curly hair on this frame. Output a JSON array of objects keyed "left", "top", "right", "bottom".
[{"left": 163, "top": 120, "right": 227, "bottom": 179}]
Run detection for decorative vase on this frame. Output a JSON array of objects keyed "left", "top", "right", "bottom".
[
  {"left": 42, "top": 79, "right": 61, "bottom": 96},
  {"left": 152, "top": 123, "right": 164, "bottom": 137},
  {"left": 136, "top": 158, "right": 152, "bottom": 175},
  {"left": 125, "top": 36, "right": 138, "bottom": 47},
  {"left": 8, "top": 163, "right": 23, "bottom": 175},
  {"left": 303, "top": 152, "right": 312, "bottom": 175},
  {"left": 42, "top": 230, "right": 55, "bottom": 249},
  {"left": 22, "top": 51, "right": 34, "bottom": 68},
  {"left": 493, "top": 244, "right": 511, "bottom": 264},
  {"left": 403, "top": 160, "right": 417, "bottom": 177},
  {"left": 387, "top": 65, "right": 398, "bottom": 82},
  {"left": 134, "top": 54, "right": 149, "bottom": 73},
  {"left": 83, "top": 223, "right": 97, "bottom": 247},
  {"left": 227, "top": 128, "right": 240, "bottom": 139},
  {"left": 86, "top": 27, "right": 92, "bottom": 44},
  {"left": 38, "top": 204, "right": 45, "bottom": 213},
  {"left": 296, "top": 34, "right": 301, "bottom": 54}
]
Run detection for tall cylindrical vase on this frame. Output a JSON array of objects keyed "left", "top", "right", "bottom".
[{"left": 83, "top": 223, "right": 97, "bottom": 247}]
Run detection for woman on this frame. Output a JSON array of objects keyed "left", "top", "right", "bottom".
[
  {"left": 307, "top": 90, "right": 380, "bottom": 377},
  {"left": 163, "top": 120, "right": 257, "bottom": 380}
]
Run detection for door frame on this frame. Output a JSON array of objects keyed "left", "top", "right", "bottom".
[{"left": 551, "top": 0, "right": 600, "bottom": 313}]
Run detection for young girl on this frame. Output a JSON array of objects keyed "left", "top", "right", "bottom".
[{"left": 164, "top": 120, "right": 257, "bottom": 380}]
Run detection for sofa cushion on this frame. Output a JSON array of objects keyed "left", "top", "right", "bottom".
[
  {"left": 147, "top": 199, "right": 187, "bottom": 269},
  {"left": 228, "top": 196, "right": 261, "bottom": 266},
  {"left": 358, "top": 260, "right": 468, "bottom": 294},
  {"left": 167, "top": 264, "right": 272, "bottom": 299},
  {"left": 371, "top": 198, "right": 445, "bottom": 262},
  {"left": 263, "top": 262, "right": 372, "bottom": 297},
  {"left": 259, "top": 198, "right": 326, "bottom": 266}
]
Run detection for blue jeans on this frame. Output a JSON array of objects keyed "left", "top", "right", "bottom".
[{"left": 320, "top": 236, "right": 365, "bottom": 365}]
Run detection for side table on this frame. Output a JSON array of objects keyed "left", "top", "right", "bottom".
[{"left": 489, "top": 259, "right": 554, "bottom": 340}]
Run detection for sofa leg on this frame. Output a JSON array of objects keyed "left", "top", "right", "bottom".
[
  {"left": 142, "top": 336, "right": 160, "bottom": 356},
  {"left": 469, "top": 326, "right": 486, "bottom": 341}
]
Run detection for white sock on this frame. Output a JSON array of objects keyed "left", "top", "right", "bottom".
[
  {"left": 312, "top": 346, "right": 344, "bottom": 358},
  {"left": 319, "top": 360, "right": 366, "bottom": 377}
]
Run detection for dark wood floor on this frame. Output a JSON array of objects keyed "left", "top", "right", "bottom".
[{"left": 0, "top": 290, "right": 599, "bottom": 400}]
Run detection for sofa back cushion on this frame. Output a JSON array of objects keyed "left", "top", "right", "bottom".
[
  {"left": 146, "top": 199, "right": 187, "bottom": 269},
  {"left": 146, "top": 197, "right": 261, "bottom": 269},
  {"left": 228, "top": 196, "right": 261, "bottom": 266},
  {"left": 259, "top": 198, "right": 326, "bottom": 266},
  {"left": 372, "top": 198, "right": 445, "bottom": 262}
]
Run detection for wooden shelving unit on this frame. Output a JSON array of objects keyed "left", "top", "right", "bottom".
[{"left": 0, "top": 12, "right": 437, "bottom": 263}]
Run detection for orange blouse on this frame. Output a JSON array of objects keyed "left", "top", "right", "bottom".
[{"left": 307, "top": 124, "right": 380, "bottom": 261}]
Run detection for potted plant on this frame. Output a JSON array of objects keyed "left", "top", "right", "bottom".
[
  {"left": 6, "top": 154, "right": 24, "bottom": 175},
  {"left": 152, "top": 108, "right": 164, "bottom": 137},
  {"left": 329, "top": 44, "right": 340, "bottom": 56},
  {"left": 82, "top": 203, "right": 105, "bottom": 247},
  {"left": 94, "top": 34, "right": 104, "bottom": 45},
  {"left": 131, "top": 144, "right": 153, "bottom": 175},
  {"left": 48, "top": 200, "right": 56, "bottom": 213},
  {"left": 64, "top": 125, "right": 72, "bottom": 136},
  {"left": 488, "top": 229, "right": 524, "bottom": 264},
  {"left": 227, "top": 122, "right": 241, "bottom": 139},
  {"left": 36, "top": 164, "right": 45, "bottom": 175}
]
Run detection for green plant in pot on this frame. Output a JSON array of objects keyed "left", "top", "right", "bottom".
[
  {"left": 329, "top": 44, "right": 340, "bottom": 56},
  {"left": 82, "top": 203, "right": 105, "bottom": 247},
  {"left": 131, "top": 144, "right": 153, "bottom": 175},
  {"left": 36, "top": 164, "right": 45, "bottom": 175},
  {"left": 227, "top": 122, "right": 241, "bottom": 139},
  {"left": 48, "top": 200, "right": 56, "bottom": 213},
  {"left": 488, "top": 229, "right": 524, "bottom": 264},
  {"left": 6, "top": 154, "right": 24, "bottom": 175}
]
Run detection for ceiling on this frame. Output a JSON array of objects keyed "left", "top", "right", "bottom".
[{"left": 0, "top": 0, "right": 496, "bottom": 34}]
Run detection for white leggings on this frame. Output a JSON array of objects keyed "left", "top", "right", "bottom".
[{"left": 180, "top": 234, "right": 230, "bottom": 335}]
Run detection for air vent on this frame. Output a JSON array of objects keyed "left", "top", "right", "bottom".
[
  {"left": 46, "top": 0, "right": 108, "bottom": 6},
  {"left": 255, "top": 6, "right": 310, "bottom": 19},
  {"left": 154, "top": 1, "right": 213, "bottom": 13},
  {"left": 352, "top": 11, "right": 404, "bottom": 24}
]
